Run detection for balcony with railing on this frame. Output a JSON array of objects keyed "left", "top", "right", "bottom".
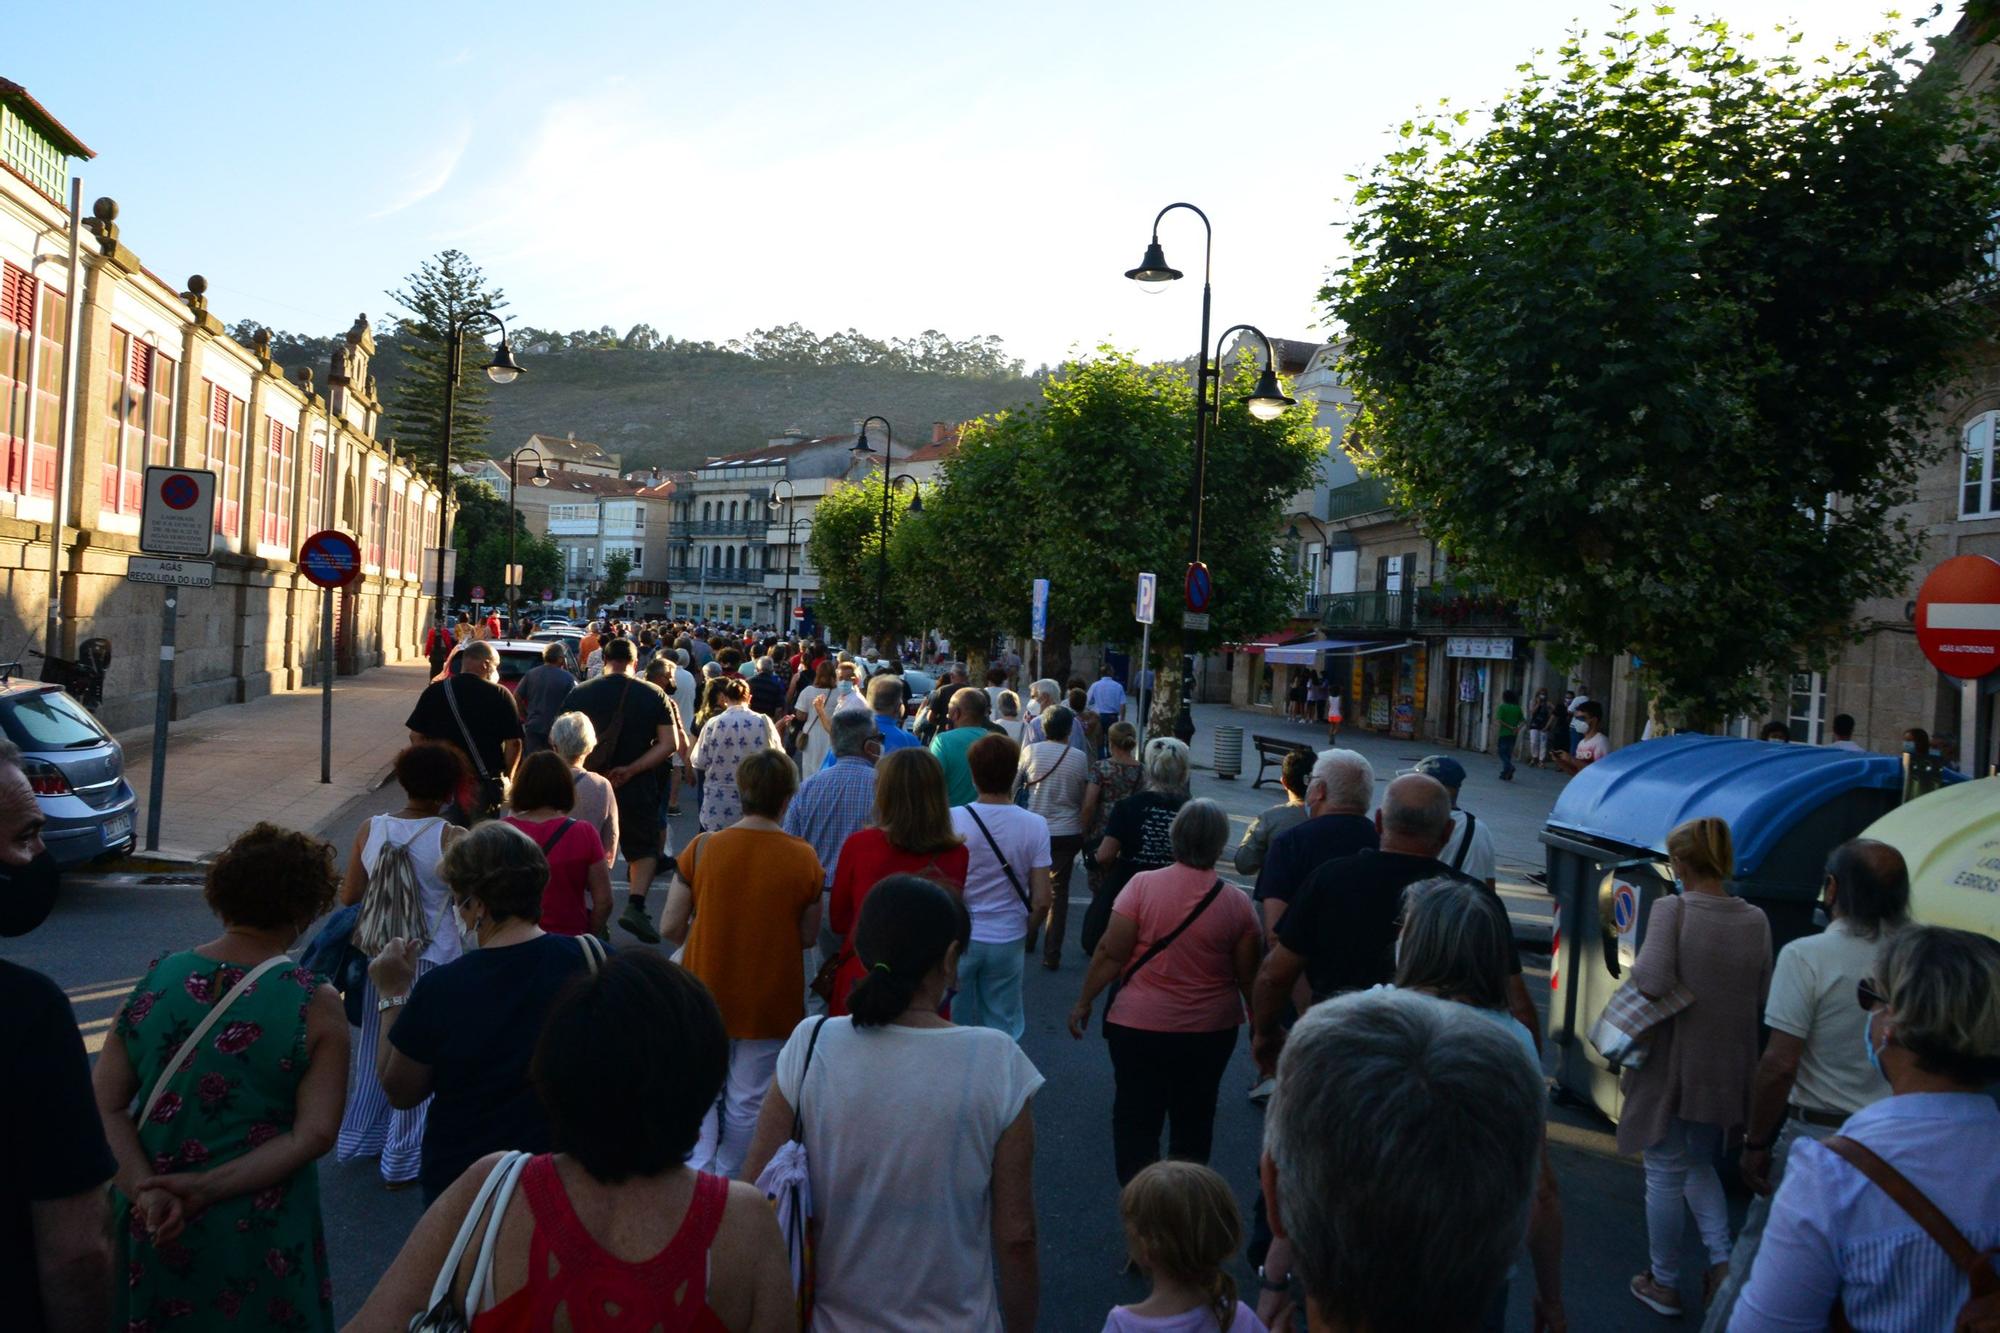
[
  {"left": 681, "top": 519, "right": 765, "bottom": 538},
  {"left": 1318, "top": 584, "right": 1527, "bottom": 634},
  {"left": 1324, "top": 476, "right": 1393, "bottom": 521},
  {"left": 1319, "top": 590, "right": 1413, "bottom": 631}
]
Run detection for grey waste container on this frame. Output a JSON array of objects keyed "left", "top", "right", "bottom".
[
  {"left": 1539, "top": 735, "right": 1903, "bottom": 1122},
  {"left": 1213, "top": 726, "right": 1244, "bottom": 780}
]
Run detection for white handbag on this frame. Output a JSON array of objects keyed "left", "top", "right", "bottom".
[{"left": 408, "top": 1150, "right": 532, "bottom": 1333}]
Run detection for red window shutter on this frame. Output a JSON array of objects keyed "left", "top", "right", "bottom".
[
  {"left": 0, "top": 263, "right": 30, "bottom": 328},
  {"left": 210, "top": 382, "right": 229, "bottom": 425}
]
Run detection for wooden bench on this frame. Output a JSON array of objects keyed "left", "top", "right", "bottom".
[{"left": 1252, "top": 735, "right": 1314, "bottom": 790}]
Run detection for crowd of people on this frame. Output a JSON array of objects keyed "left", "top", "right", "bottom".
[{"left": 6, "top": 611, "right": 2000, "bottom": 1333}]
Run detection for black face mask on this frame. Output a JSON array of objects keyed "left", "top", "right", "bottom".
[{"left": 0, "top": 849, "right": 60, "bottom": 937}]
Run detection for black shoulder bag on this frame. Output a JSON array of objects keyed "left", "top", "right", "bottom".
[
  {"left": 443, "top": 677, "right": 506, "bottom": 819},
  {"left": 964, "top": 805, "right": 1032, "bottom": 912},
  {"left": 1100, "top": 878, "right": 1227, "bottom": 1034}
]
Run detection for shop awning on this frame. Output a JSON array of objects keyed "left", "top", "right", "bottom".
[
  {"left": 1267, "top": 638, "right": 1418, "bottom": 665},
  {"left": 1223, "top": 630, "right": 1314, "bottom": 655}
]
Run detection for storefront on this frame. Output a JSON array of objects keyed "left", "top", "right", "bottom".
[
  {"left": 1436, "top": 635, "right": 1525, "bottom": 752},
  {"left": 1334, "top": 640, "right": 1424, "bottom": 739}
]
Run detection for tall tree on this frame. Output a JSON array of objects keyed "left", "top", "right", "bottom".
[
  {"left": 1328, "top": 9, "right": 2000, "bottom": 720},
  {"left": 447, "top": 476, "right": 557, "bottom": 601},
  {"left": 386, "top": 250, "right": 508, "bottom": 484},
  {"left": 807, "top": 480, "right": 921, "bottom": 648},
  {"left": 599, "top": 551, "right": 632, "bottom": 605}
]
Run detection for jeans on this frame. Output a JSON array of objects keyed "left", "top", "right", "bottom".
[
  {"left": 1104, "top": 1022, "right": 1239, "bottom": 1185},
  {"left": 1497, "top": 734, "right": 1516, "bottom": 778},
  {"left": 693, "top": 1037, "right": 783, "bottom": 1179},
  {"left": 1644, "top": 1117, "right": 1732, "bottom": 1287},
  {"left": 956, "top": 938, "right": 1026, "bottom": 1039},
  {"left": 1040, "top": 834, "right": 1087, "bottom": 965},
  {"left": 1700, "top": 1117, "right": 1836, "bottom": 1332}
]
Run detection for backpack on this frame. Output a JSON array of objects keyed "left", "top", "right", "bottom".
[
  {"left": 1825, "top": 1135, "right": 2000, "bottom": 1333},
  {"left": 352, "top": 821, "right": 435, "bottom": 956}
]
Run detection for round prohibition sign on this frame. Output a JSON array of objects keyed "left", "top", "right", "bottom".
[
  {"left": 160, "top": 473, "right": 200, "bottom": 510},
  {"left": 1612, "top": 881, "right": 1638, "bottom": 934}
]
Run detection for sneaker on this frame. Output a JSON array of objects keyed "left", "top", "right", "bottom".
[
  {"left": 1629, "top": 1272, "right": 1683, "bottom": 1317},
  {"left": 1247, "top": 1075, "right": 1277, "bottom": 1105},
  {"left": 618, "top": 901, "right": 661, "bottom": 944}
]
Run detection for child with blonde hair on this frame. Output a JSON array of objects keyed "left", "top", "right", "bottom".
[{"left": 1105, "top": 1161, "right": 1267, "bottom": 1332}]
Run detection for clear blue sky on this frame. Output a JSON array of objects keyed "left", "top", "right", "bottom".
[{"left": 21, "top": 1, "right": 1953, "bottom": 367}]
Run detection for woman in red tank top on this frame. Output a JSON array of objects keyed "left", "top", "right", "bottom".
[{"left": 348, "top": 954, "right": 795, "bottom": 1332}]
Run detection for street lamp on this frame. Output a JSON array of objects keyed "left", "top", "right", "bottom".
[
  {"left": 766, "top": 482, "right": 816, "bottom": 631},
  {"left": 431, "top": 307, "right": 524, "bottom": 644},
  {"left": 505, "top": 444, "right": 551, "bottom": 631},
  {"left": 1124, "top": 204, "right": 1294, "bottom": 742},
  {"left": 848, "top": 415, "right": 898, "bottom": 651}
]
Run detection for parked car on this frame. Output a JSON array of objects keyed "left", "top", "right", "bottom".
[
  {"left": 0, "top": 680, "right": 137, "bottom": 865},
  {"left": 528, "top": 629, "right": 586, "bottom": 669}
]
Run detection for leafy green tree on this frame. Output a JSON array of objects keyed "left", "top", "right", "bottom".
[
  {"left": 807, "top": 480, "right": 921, "bottom": 647},
  {"left": 1328, "top": 9, "right": 2000, "bottom": 720},
  {"left": 600, "top": 551, "right": 632, "bottom": 604},
  {"left": 447, "top": 476, "right": 557, "bottom": 601},
  {"left": 387, "top": 250, "right": 508, "bottom": 482}
]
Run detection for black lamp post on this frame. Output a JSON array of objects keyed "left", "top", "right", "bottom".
[
  {"left": 505, "top": 444, "right": 551, "bottom": 632},
  {"left": 767, "top": 480, "right": 806, "bottom": 630},
  {"left": 848, "top": 416, "right": 896, "bottom": 650},
  {"left": 432, "top": 308, "right": 523, "bottom": 643},
  {"left": 1124, "top": 208, "right": 1295, "bottom": 742}
]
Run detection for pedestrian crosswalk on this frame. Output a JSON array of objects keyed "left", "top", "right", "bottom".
[{"left": 64, "top": 975, "right": 137, "bottom": 1055}]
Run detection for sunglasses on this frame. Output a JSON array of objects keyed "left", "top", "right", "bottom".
[{"left": 1856, "top": 978, "right": 1889, "bottom": 1012}]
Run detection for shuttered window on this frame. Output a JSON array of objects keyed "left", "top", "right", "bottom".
[
  {"left": 200, "top": 380, "right": 245, "bottom": 539},
  {"left": 100, "top": 329, "right": 172, "bottom": 515},
  {"left": 0, "top": 262, "right": 60, "bottom": 499},
  {"left": 261, "top": 416, "right": 294, "bottom": 548}
]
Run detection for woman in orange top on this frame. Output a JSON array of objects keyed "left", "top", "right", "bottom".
[
  {"left": 659, "top": 748, "right": 822, "bottom": 1178},
  {"left": 828, "top": 749, "right": 970, "bottom": 1015}
]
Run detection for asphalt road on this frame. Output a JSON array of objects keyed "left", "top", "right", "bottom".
[{"left": 5, "top": 774, "right": 1747, "bottom": 1331}]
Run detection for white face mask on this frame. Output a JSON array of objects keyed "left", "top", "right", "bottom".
[{"left": 451, "top": 898, "right": 484, "bottom": 952}]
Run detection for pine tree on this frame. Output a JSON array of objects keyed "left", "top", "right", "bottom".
[{"left": 386, "top": 250, "right": 509, "bottom": 483}]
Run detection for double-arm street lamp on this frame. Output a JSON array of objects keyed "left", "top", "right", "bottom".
[
  {"left": 432, "top": 308, "right": 524, "bottom": 639},
  {"left": 1125, "top": 203, "right": 1295, "bottom": 740},
  {"left": 766, "top": 481, "right": 817, "bottom": 632},
  {"left": 506, "top": 444, "right": 551, "bottom": 631},
  {"left": 849, "top": 416, "right": 925, "bottom": 651}
]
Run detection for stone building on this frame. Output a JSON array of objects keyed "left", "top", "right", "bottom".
[{"left": 0, "top": 78, "right": 447, "bottom": 730}]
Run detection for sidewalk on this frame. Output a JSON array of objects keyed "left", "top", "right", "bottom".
[
  {"left": 112, "top": 662, "right": 426, "bottom": 861},
  {"left": 1177, "top": 702, "right": 1566, "bottom": 944}
]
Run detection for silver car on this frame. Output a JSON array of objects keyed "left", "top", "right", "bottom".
[{"left": 0, "top": 681, "right": 137, "bottom": 864}]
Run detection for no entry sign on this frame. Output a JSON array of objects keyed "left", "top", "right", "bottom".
[
  {"left": 298, "top": 529, "right": 362, "bottom": 589},
  {"left": 1916, "top": 554, "right": 2000, "bottom": 679}
]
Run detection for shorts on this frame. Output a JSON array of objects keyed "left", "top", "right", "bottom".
[{"left": 613, "top": 772, "right": 664, "bottom": 862}]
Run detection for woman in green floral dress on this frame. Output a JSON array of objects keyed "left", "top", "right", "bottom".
[{"left": 91, "top": 823, "right": 348, "bottom": 1332}]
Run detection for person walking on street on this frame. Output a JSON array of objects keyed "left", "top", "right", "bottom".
[
  {"left": 1086, "top": 664, "right": 1127, "bottom": 751},
  {"left": 547, "top": 711, "right": 620, "bottom": 873},
  {"left": 1414, "top": 755, "right": 1499, "bottom": 892},
  {"left": 1068, "top": 800, "right": 1260, "bottom": 1186},
  {"left": 1701, "top": 839, "right": 1911, "bottom": 1331},
  {"left": 1624, "top": 817, "right": 1771, "bottom": 1320},
  {"left": 819, "top": 672, "right": 923, "bottom": 769},
  {"left": 748, "top": 653, "right": 788, "bottom": 723},
  {"left": 739, "top": 877, "right": 1044, "bottom": 1333},
  {"left": 659, "top": 749, "right": 823, "bottom": 1177},
  {"left": 951, "top": 734, "right": 1054, "bottom": 1038},
  {"left": 931, "top": 686, "right": 1000, "bottom": 807},
  {"left": 94, "top": 824, "right": 347, "bottom": 1333},
  {"left": 566, "top": 638, "right": 687, "bottom": 944},
  {"left": 1552, "top": 700, "right": 1610, "bottom": 776},
  {"left": 514, "top": 641, "right": 576, "bottom": 756},
  {"left": 1085, "top": 738, "right": 1194, "bottom": 956},
  {"left": 1233, "top": 749, "right": 1314, "bottom": 880},
  {"left": 503, "top": 752, "right": 613, "bottom": 938},
  {"left": 690, "top": 675, "right": 783, "bottom": 834},
  {"left": 1527, "top": 688, "right": 1552, "bottom": 767},
  {"left": 1017, "top": 706, "right": 1093, "bottom": 969},
  {"left": 405, "top": 640, "right": 522, "bottom": 823},
  {"left": 1250, "top": 748, "right": 1378, "bottom": 940},
  {"left": 334, "top": 743, "right": 466, "bottom": 1188},
  {"left": 784, "top": 710, "right": 881, "bottom": 1001},
  {"left": 1728, "top": 925, "right": 2000, "bottom": 1332},
  {"left": 1496, "top": 689, "right": 1523, "bottom": 781},
  {"left": 793, "top": 659, "right": 839, "bottom": 772}
]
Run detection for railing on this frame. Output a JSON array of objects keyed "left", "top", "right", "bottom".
[
  {"left": 1324, "top": 476, "right": 1392, "bottom": 521},
  {"left": 1293, "top": 592, "right": 1324, "bottom": 619},
  {"left": 1320, "top": 590, "right": 1413, "bottom": 630},
  {"left": 680, "top": 519, "right": 765, "bottom": 537},
  {"left": 1413, "top": 584, "right": 1526, "bottom": 632}
]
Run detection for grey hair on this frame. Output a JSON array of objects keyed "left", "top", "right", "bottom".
[
  {"left": 831, "top": 709, "right": 879, "bottom": 757},
  {"left": 866, "top": 673, "right": 904, "bottom": 713},
  {"left": 950, "top": 686, "right": 991, "bottom": 720},
  {"left": 996, "top": 689, "right": 1021, "bottom": 720},
  {"left": 755, "top": 655, "right": 774, "bottom": 674},
  {"left": 1265, "top": 990, "right": 1542, "bottom": 1332},
  {"left": 1142, "top": 736, "right": 1191, "bottom": 800},
  {"left": 1310, "top": 748, "right": 1374, "bottom": 813},
  {"left": 1030, "top": 678, "right": 1059, "bottom": 707},
  {"left": 1042, "top": 705, "right": 1075, "bottom": 741},
  {"left": 1382, "top": 773, "right": 1453, "bottom": 844},
  {"left": 460, "top": 640, "right": 498, "bottom": 666},
  {"left": 548, "top": 711, "right": 597, "bottom": 764},
  {"left": 1169, "top": 798, "right": 1232, "bottom": 870},
  {"left": 1395, "top": 877, "right": 1514, "bottom": 1011}
]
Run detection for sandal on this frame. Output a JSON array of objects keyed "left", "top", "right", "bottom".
[{"left": 1629, "top": 1272, "right": 1683, "bottom": 1317}]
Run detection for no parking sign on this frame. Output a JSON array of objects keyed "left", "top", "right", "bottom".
[{"left": 1611, "top": 879, "right": 1639, "bottom": 936}]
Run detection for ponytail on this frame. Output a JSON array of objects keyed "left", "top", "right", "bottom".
[
  {"left": 1200, "top": 1269, "right": 1237, "bottom": 1331},
  {"left": 1118, "top": 1161, "right": 1244, "bottom": 1330},
  {"left": 847, "top": 875, "right": 971, "bottom": 1029}
]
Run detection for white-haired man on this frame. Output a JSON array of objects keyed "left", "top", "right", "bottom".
[{"left": 1252, "top": 748, "right": 1379, "bottom": 938}]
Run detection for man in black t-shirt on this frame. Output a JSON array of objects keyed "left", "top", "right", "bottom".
[
  {"left": 0, "top": 742, "right": 114, "bottom": 1331},
  {"left": 568, "top": 638, "right": 686, "bottom": 942},
  {"left": 1252, "top": 747, "right": 1380, "bottom": 937},
  {"left": 405, "top": 641, "right": 523, "bottom": 820},
  {"left": 1252, "top": 773, "right": 1527, "bottom": 1075}
]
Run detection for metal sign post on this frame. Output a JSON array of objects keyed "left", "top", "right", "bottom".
[
  {"left": 1135, "top": 572, "right": 1156, "bottom": 750},
  {"left": 299, "top": 530, "right": 364, "bottom": 785},
  {"left": 136, "top": 468, "right": 217, "bottom": 852}
]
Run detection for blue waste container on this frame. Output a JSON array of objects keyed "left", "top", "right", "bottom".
[{"left": 1539, "top": 735, "right": 1904, "bottom": 1121}]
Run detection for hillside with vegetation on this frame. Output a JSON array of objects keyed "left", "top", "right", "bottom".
[{"left": 249, "top": 318, "right": 1044, "bottom": 472}]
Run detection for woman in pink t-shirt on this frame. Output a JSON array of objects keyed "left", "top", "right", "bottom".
[
  {"left": 503, "top": 752, "right": 611, "bottom": 937},
  {"left": 1067, "top": 798, "right": 1260, "bottom": 1185}
]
